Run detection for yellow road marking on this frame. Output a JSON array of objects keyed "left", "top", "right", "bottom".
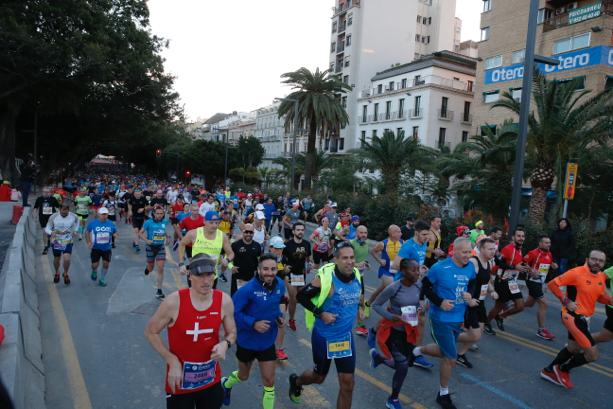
[
  {"left": 41, "top": 256, "right": 94, "bottom": 409},
  {"left": 297, "top": 338, "right": 428, "bottom": 409}
]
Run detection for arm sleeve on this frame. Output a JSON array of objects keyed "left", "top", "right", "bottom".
[
  {"left": 297, "top": 284, "right": 322, "bottom": 314},
  {"left": 232, "top": 291, "right": 256, "bottom": 329},
  {"left": 372, "top": 283, "right": 397, "bottom": 320},
  {"left": 421, "top": 276, "right": 444, "bottom": 307}
]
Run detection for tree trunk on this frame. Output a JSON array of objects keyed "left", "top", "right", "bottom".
[
  {"left": 0, "top": 99, "right": 25, "bottom": 183},
  {"left": 303, "top": 117, "right": 317, "bottom": 190},
  {"left": 528, "top": 186, "right": 547, "bottom": 225}
]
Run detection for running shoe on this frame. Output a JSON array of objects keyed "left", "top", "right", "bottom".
[
  {"left": 386, "top": 397, "right": 403, "bottom": 409},
  {"left": 221, "top": 377, "right": 232, "bottom": 406},
  {"left": 98, "top": 278, "right": 107, "bottom": 287},
  {"left": 456, "top": 354, "right": 473, "bottom": 369},
  {"left": 91, "top": 271, "right": 98, "bottom": 281},
  {"left": 367, "top": 327, "right": 377, "bottom": 349},
  {"left": 219, "top": 272, "right": 228, "bottom": 283},
  {"left": 553, "top": 365, "right": 574, "bottom": 389},
  {"left": 144, "top": 267, "right": 150, "bottom": 276},
  {"left": 369, "top": 348, "right": 382, "bottom": 369},
  {"left": 469, "top": 344, "right": 480, "bottom": 352},
  {"left": 63, "top": 274, "right": 70, "bottom": 285},
  {"left": 288, "top": 373, "right": 302, "bottom": 403},
  {"left": 414, "top": 355, "right": 434, "bottom": 369},
  {"left": 483, "top": 323, "right": 496, "bottom": 335},
  {"left": 355, "top": 325, "right": 368, "bottom": 336},
  {"left": 536, "top": 328, "right": 555, "bottom": 341},
  {"left": 155, "top": 289, "right": 165, "bottom": 300},
  {"left": 495, "top": 316, "right": 505, "bottom": 331},
  {"left": 53, "top": 273, "right": 60, "bottom": 284},
  {"left": 135, "top": 244, "right": 141, "bottom": 253},
  {"left": 436, "top": 392, "right": 457, "bottom": 409},
  {"left": 540, "top": 368, "right": 562, "bottom": 386},
  {"left": 276, "top": 349, "right": 288, "bottom": 361},
  {"left": 288, "top": 319, "right": 297, "bottom": 332},
  {"left": 42, "top": 247, "right": 48, "bottom": 255}
]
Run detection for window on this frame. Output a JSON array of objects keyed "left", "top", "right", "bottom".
[
  {"left": 463, "top": 101, "right": 471, "bottom": 121},
  {"left": 417, "top": 15, "right": 422, "bottom": 23},
  {"left": 483, "top": 0, "right": 492, "bottom": 12},
  {"left": 414, "top": 95, "right": 421, "bottom": 115},
  {"left": 401, "top": 78, "right": 407, "bottom": 88},
  {"left": 438, "top": 128, "right": 446, "bottom": 148},
  {"left": 426, "top": 36, "right": 430, "bottom": 44},
  {"left": 512, "top": 49, "right": 525, "bottom": 64},
  {"left": 361, "top": 131, "right": 366, "bottom": 145},
  {"left": 441, "top": 97, "right": 448, "bottom": 117},
  {"left": 373, "top": 103, "right": 379, "bottom": 121},
  {"left": 372, "top": 129, "right": 377, "bottom": 138},
  {"left": 428, "top": 17, "right": 432, "bottom": 24},
  {"left": 343, "top": 75, "right": 349, "bottom": 84},
  {"left": 346, "top": 35, "right": 352, "bottom": 46},
  {"left": 331, "top": 42, "right": 336, "bottom": 53},
  {"left": 553, "top": 32, "right": 590, "bottom": 55},
  {"left": 339, "top": 138, "right": 345, "bottom": 151},
  {"left": 467, "top": 80, "right": 474, "bottom": 92},
  {"left": 416, "top": 34, "right": 421, "bottom": 42},
  {"left": 511, "top": 88, "right": 522, "bottom": 101},
  {"left": 483, "top": 90, "right": 500, "bottom": 103},
  {"left": 324, "top": 139, "right": 329, "bottom": 150},
  {"left": 332, "top": 21, "right": 337, "bottom": 32},
  {"left": 480, "top": 26, "right": 490, "bottom": 41},
  {"left": 557, "top": 76, "right": 586, "bottom": 91},
  {"left": 397, "top": 128, "right": 403, "bottom": 136},
  {"left": 414, "top": 75, "right": 424, "bottom": 85},
  {"left": 388, "top": 81, "right": 394, "bottom": 91},
  {"left": 341, "top": 96, "right": 347, "bottom": 108},
  {"left": 385, "top": 101, "right": 391, "bottom": 119},
  {"left": 348, "top": 13, "right": 353, "bottom": 25},
  {"left": 344, "top": 57, "right": 350, "bottom": 67},
  {"left": 398, "top": 98, "right": 405, "bottom": 117},
  {"left": 377, "top": 84, "right": 383, "bottom": 94},
  {"left": 412, "top": 126, "right": 419, "bottom": 139},
  {"left": 462, "top": 131, "right": 469, "bottom": 142},
  {"left": 362, "top": 105, "right": 368, "bottom": 122},
  {"left": 484, "top": 55, "right": 503, "bottom": 69},
  {"left": 537, "top": 8, "right": 552, "bottom": 24}
]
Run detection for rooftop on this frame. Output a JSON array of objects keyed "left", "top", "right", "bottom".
[{"left": 371, "top": 50, "right": 478, "bottom": 81}]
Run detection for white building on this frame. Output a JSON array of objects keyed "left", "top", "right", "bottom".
[
  {"left": 327, "top": 0, "right": 459, "bottom": 152},
  {"left": 254, "top": 103, "right": 286, "bottom": 168},
  {"left": 357, "top": 51, "right": 476, "bottom": 150}
]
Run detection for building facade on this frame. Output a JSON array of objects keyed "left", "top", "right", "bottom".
[
  {"left": 473, "top": 0, "right": 613, "bottom": 131},
  {"left": 255, "top": 103, "right": 286, "bottom": 168},
  {"left": 328, "top": 0, "right": 458, "bottom": 152},
  {"left": 357, "top": 51, "right": 476, "bottom": 150}
]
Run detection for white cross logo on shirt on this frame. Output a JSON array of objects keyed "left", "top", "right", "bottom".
[{"left": 186, "top": 322, "right": 213, "bottom": 342}]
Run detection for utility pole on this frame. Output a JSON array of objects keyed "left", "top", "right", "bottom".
[{"left": 274, "top": 97, "right": 300, "bottom": 193}]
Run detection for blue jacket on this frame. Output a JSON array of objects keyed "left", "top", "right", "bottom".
[
  {"left": 233, "top": 276, "right": 285, "bottom": 351},
  {"left": 263, "top": 203, "right": 276, "bottom": 220}
]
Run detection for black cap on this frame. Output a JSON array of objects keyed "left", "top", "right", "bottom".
[{"left": 188, "top": 255, "right": 216, "bottom": 275}]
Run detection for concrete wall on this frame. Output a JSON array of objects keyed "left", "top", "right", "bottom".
[{"left": 0, "top": 207, "right": 46, "bottom": 409}]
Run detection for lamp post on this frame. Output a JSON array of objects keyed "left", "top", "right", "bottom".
[
  {"left": 508, "top": 0, "right": 560, "bottom": 234},
  {"left": 274, "top": 97, "right": 300, "bottom": 193}
]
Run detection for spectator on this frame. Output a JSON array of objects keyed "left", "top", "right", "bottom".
[{"left": 550, "top": 218, "right": 576, "bottom": 276}]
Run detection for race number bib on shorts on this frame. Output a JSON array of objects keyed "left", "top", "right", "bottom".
[
  {"left": 181, "top": 360, "right": 217, "bottom": 390},
  {"left": 52, "top": 233, "right": 72, "bottom": 250},
  {"left": 290, "top": 274, "right": 305, "bottom": 287},
  {"left": 532, "top": 263, "right": 550, "bottom": 282},
  {"left": 508, "top": 279, "right": 520, "bottom": 294},
  {"left": 479, "top": 284, "right": 489, "bottom": 301},
  {"left": 401, "top": 305, "right": 418, "bottom": 326},
  {"left": 42, "top": 206, "right": 53, "bottom": 215},
  {"left": 96, "top": 232, "right": 110, "bottom": 244},
  {"left": 326, "top": 332, "right": 352, "bottom": 359}
]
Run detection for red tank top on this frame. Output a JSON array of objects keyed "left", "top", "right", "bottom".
[{"left": 166, "top": 288, "right": 223, "bottom": 394}]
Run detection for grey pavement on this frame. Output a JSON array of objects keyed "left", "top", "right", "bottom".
[
  {"left": 35, "top": 218, "right": 612, "bottom": 409},
  {"left": 0, "top": 202, "right": 17, "bottom": 268}
]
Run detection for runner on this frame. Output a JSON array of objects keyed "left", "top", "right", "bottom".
[
  {"left": 468, "top": 220, "right": 485, "bottom": 245},
  {"left": 282, "top": 222, "right": 312, "bottom": 332},
  {"left": 523, "top": 235, "right": 557, "bottom": 340},
  {"left": 199, "top": 195, "right": 216, "bottom": 217},
  {"left": 74, "top": 187, "right": 93, "bottom": 240},
  {"left": 102, "top": 191, "right": 118, "bottom": 248},
  {"left": 540, "top": 250, "right": 612, "bottom": 389},
  {"left": 416, "top": 237, "right": 476, "bottom": 409},
  {"left": 400, "top": 216, "right": 415, "bottom": 242},
  {"left": 140, "top": 206, "right": 172, "bottom": 300},
  {"left": 262, "top": 198, "right": 276, "bottom": 233},
  {"left": 301, "top": 194, "right": 313, "bottom": 221},
  {"left": 289, "top": 242, "right": 365, "bottom": 409},
  {"left": 310, "top": 217, "right": 333, "bottom": 270},
  {"left": 128, "top": 189, "right": 149, "bottom": 253},
  {"left": 145, "top": 254, "right": 236, "bottom": 409},
  {"left": 484, "top": 227, "right": 529, "bottom": 335},
  {"left": 269, "top": 236, "right": 291, "bottom": 361},
  {"left": 177, "top": 204, "right": 205, "bottom": 260},
  {"left": 221, "top": 254, "right": 286, "bottom": 409},
  {"left": 425, "top": 216, "right": 445, "bottom": 268},
  {"left": 351, "top": 225, "right": 370, "bottom": 336},
  {"left": 44, "top": 201, "right": 78, "bottom": 284},
  {"left": 593, "top": 265, "right": 613, "bottom": 344},
  {"left": 230, "top": 223, "right": 262, "bottom": 296},
  {"left": 455, "top": 238, "right": 498, "bottom": 368},
  {"left": 367, "top": 225, "right": 403, "bottom": 311},
  {"left": 283, "top": 201, "right": 301, "bottom": 241},
  {"left": 252, "top": 211, "right": 269, "bottom": 248},
  {"left": 34, "top": 187, "right": 60, "bottom": 254},
  {"left": 85, "top": 207, "right": 118, "bottom": 287},
  {"left": 369, "top": 259, "right": 422, "bottom": 409},
  {"left": 344, "top": 215, "right": 360, "bottom": 241}
]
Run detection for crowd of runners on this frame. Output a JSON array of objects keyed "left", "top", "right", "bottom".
[{"left": 31, "top": 174, "right": 612, "bottom": 409}]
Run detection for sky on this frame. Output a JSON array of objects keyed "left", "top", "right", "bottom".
[{"left": 148, "top": 0, "right": 482, "bottom": 121}]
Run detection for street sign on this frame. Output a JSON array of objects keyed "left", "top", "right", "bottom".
[{"left": 563, "top": 162, "right": 579, "bottom": 200}]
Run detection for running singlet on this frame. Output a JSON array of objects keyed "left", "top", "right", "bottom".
[
  {"left": 378, "top": 239, "right": 403, "bottom": 276},
  {"left": 550, "top": 265, "right": 608, "bottom": 317},
  {"left": 524, "top": 248, "right": 553, "bottom": 282},
  {"left": 166, "top": 289, "right": 223, "bottom": 394},
  {"left": 143, "top": 218, "right": 169, "bottom": 246},
  {"left": 471, "top": 257, "right": 491, "bottom": 301},
  {"left": 313, "top": 272, "right": 362, "bottom": 339},
  {"left": 350, "top": 239, "right": 369, "bottom": 265},
  {"left": 46, "top": 213, "right": 78, "bottom": 250},
  {"left": 75, "top": 196, "right": 92, "bottom": 216},
  {"left": 86, "top": 220, "right": 116, "bottom": 251},
  {"left": 193, "top": 228, "right": 224, "bottom": 261},
  {"left": 103, "top": 199, "right": 117, "bottom": 216}
]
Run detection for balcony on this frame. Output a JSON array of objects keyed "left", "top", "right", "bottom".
[
  {"left": 543, "top": 1, "right": 613, "bottom": 32},
  {"left": 332, "top": 0, "right": 360, "bottom": 16},
  {"left": 413, "top": 78, "right": 426, "bottom": 86},
  {"left": 335, "top": 64, "right": 343, "bottom": 73},
  {"left": 338, "top": 22, "right": 347, "bottom": 33},
  {"left": 461, "top": 113, "right": 473, "bottom": 124},
  {"left": 337, "top": 43, "right": 345, "bottom": 53},
  {"left": 409, "top": 109, "right": 423, "bottom": 119},
  {"left": 438, "top": 109, "right": 454, "bottom": 121}
]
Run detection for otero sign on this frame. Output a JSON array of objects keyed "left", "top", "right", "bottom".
[
  {"left": 569, "top": 3, "right": 601, "bottom": 25},
  {"left": 484, "top": 45, "right": 613, "bottom": 85}
]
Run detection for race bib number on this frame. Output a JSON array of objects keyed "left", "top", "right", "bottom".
[
  {"left": 401, "top": 305, "right": 418, "bottom": 326},
  {"left": 181, "top": 360, "right": 217, "bottom": 390},
  {"left": 508, "top": 279, "right": 520, "bottom": 294},
  {"left": 52, "top": 232, "right": 72, "bottom": 250},
  {"left": 531, "top": 263, "right": 550, "bottom": 282},
  {"left": 96, "top": 232, "right": 110, "bottom": 244},
  {"left": 479, "top": 284, "right": 489, "bottom": 301},
  {"left": 326, "top": 333, "right": 352, "bottom": 359},
  {"left": 290, "top": 274, "right": 305, "bottom": 287},
  {"left": 42, "top": 206, "right": 53, "bottom": 215},
  {"left": 153, "top": 232, "right": 165, "bottom": 243}
]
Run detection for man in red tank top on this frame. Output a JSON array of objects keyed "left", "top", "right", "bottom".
[{"left": 145, "top": 254, "right": 236, "bottom": 409}]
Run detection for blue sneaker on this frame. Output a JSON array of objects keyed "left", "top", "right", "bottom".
[
  {"left": 369, "top": 348, "right": 382, "bottom": 369},
  {"left": 98, "top": 278, "right": 107, "bottom": 287},
  {"left": 91, "top": 271, "right": 97, "bottom": 281},
  {"left": 221, "top": 377, "right": 231, "bottom": 406},
  {"left": 367, "top": 327, "right": 376, "bottom": 349},
  {"left": 414, "top": 355, "right": 434, "bottom": 369},
  {"left": 386, "top": 397, "right": 403, "bottom": 409}
]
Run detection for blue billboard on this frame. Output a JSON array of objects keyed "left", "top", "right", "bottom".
[{"left": 484, "top": 45, "right": 613, "bottom": 85}]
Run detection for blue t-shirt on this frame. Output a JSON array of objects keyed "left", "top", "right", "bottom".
[
  {"left": 86, "top": 220, "right": 117, "bottom": 251},
  {"left": 398, "top": 238, "right": 427, "bottom": 265},
  {"left": 263, "top": 203, "right": 276, "bottom": 220},
  {"left": 143, "top": 218, "right": 169, "bottom": 246},
  {"left": 427, "top": 258, "right": 476, "bottom": 323},
  {"left": 176, "top": 211, "right": 190, "bottom": 222},
  {"left": 346, "top": 224, "right": 358, "bottom": 240}
]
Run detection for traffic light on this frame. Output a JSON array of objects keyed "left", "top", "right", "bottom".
[
  {"left": 184, "top": 169, "right": 191, "bottom": 177},
  {"left": 155, "top": 148, "right": 161, "bottom": 158}
]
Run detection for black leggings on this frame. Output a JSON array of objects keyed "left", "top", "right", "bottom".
[
  {"left": 166, "top": 383, "right": 223, "bottom": 409},
  {"left": 383, "top": 329, "right": 414, "bottom": 399}
]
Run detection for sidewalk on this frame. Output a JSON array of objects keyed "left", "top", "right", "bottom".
[{"left": 0, "top": 202, "right": 18, "bottom": 269}]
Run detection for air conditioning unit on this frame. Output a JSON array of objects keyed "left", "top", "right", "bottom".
[{"left": 555, "top": 7, "right": 565, "bottom": 15}]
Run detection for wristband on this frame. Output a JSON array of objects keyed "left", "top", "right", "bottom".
[
  {"left": 225, "top": 339, "right": 232, "bottom": 349},
  {"left": 313, "top": 307, "right": 323, "bottom": 317},
  {"left": 228, "top": 261, "right": 234, "bottom": 269}
]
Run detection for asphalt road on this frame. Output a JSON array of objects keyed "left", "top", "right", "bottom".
[{"left": 34, "top": 218, "right": 612, "bottom": 409}]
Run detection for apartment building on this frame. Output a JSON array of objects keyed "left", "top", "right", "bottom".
[
  {"left": 474, "top": 0, "right": 613, "bottom": 131},
  {"left": 327, "top": 0, "right": 458, "bottom": 153},
  {"left": 254, "top": 103, "right": 285, "bottom": 168},
  {"left": 357, "top": 51, "right": 476, "bottom": 150}
]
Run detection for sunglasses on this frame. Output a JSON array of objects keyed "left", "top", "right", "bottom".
[{"left": 243, "top": 230, "right": 254, "bottom": 234}]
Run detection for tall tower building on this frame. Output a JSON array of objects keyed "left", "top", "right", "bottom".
[{"left": 326, "top": 0, "right": 458, "bottom": 152}]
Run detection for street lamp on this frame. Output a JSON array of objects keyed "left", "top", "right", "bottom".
[
  {"left": 274, "top": 97, "right": 300, "bottom": 192},
  {"left": 509, "top": 0, "right": 560, "bottom": 234}
]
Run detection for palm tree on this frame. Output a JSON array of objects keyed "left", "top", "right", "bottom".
[
  {"left": 492, "top": 70, "right": 613, "bottom": 224},
  {"left": 278, "top": 67, "right": 351, "bottom": 189},
  {"left": 296, "top": 151, "right": 333, "bottom": 183}
]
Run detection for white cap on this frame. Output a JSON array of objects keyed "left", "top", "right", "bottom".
[
  {"left": 255, "top": 210, "right": 266, "bottom": 220},
  {"left": 269, "top": 236, "right": 286, "bottom": 249},
  {"left": 255, "top": 204, "right": 265, "bottom": 211},
  {"left": 98, "top": 207, "right": 109, "bottom": 215}
]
